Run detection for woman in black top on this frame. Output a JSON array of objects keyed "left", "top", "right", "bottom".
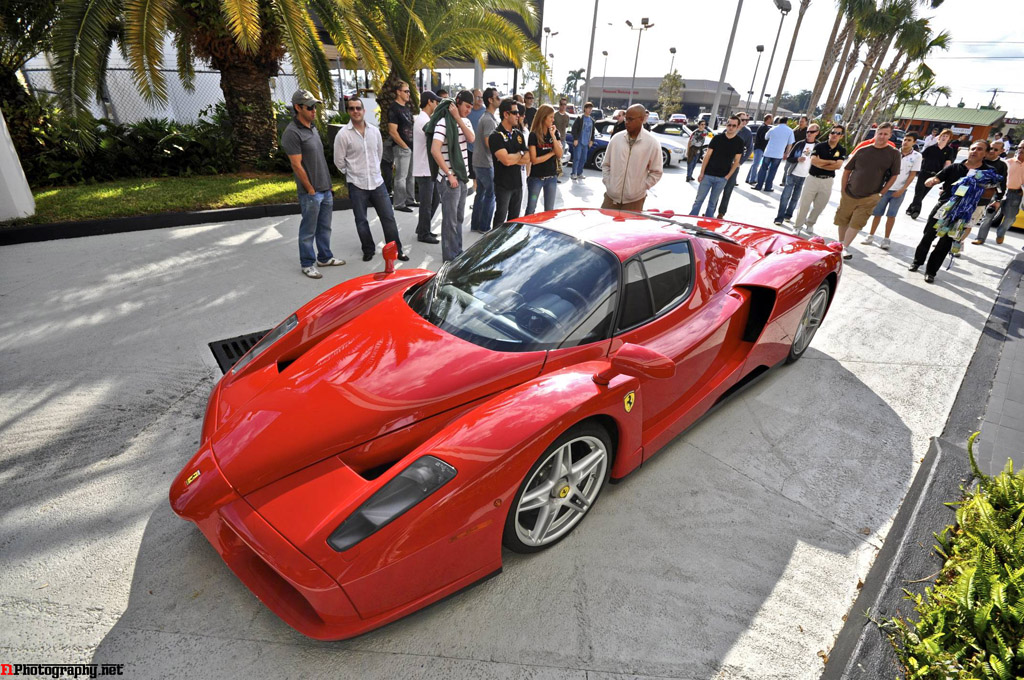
[
  {"left": 525, "top": 104, "right": 563, "bottom": 215},
  {"left": 906, "top": 128, "right": 955, "bottom": 218}
]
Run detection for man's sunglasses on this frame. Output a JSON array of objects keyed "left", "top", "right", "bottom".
[
  {"left": 301, "top": 104, "right": 317, "bottom": 111},
  {"left": 829, "top": 130, "right": 843, "bottom": 135},
  {"left": 347, "top": 106, "right": 363, "bottom": 112}
]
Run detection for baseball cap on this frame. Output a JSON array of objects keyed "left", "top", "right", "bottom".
[
  {"left": 421, "top": 90, "right": 441, "bottom": 103},
  {"left": 291, "top": 89, "right": 321, "bottom": 107},
  {"left": 456, "top": 90, "right": 474, "bottom": 106}
]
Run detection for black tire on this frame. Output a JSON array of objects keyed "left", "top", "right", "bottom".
[
  {"left": 502, "top": 421, "right": 612, "bottom": 554},
  {"left": 786, "top": 281, "right": 831, "bottom": 364},
  {"left": 661, "top": 148, "right": 670, "bottom": 167}
]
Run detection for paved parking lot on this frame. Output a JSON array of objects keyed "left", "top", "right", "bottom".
[{"left": 1, "top": 160, "right": 1020, "bottom": 678}]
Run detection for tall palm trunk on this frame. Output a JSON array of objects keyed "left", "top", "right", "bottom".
[
  {"left": 855, "top": 48, "right": 905, "bottom": 137},
  {"left": 850, "top": 35, "right": 892, "bottom": 125},
  {"left": 771, "top": 0, "right": 811, "bottom": 118},
  {"left": 214, "top": 57, "right": 278, "bottom": 168},
  {"left": 808, "top": 14, "right": 847, "bottom": 117},
  {"left": 842, "top": 50, "right": 874, "bottom": 126},
  {"left": 823, "top": 34, "right": 858, "bottom": 121}
]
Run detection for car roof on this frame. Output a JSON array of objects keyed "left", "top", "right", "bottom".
[{"left": 513, "top": 209, "right": 704, "bottom": 261}]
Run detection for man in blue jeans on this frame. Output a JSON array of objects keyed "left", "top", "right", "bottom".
[
  {"left": 470, "top": 87, "right": 500, "bottom": 232},
  {"left": 280, "top": 89, "right": 345, "bottom": 279},
  {"left": 774, "top": 125, "right": 818, "bottom": 225},
  {"left": 570, "top": 102, "right": 596, "bottom": 180},
  {"left": 755, "top": 116, "right": 794, "bottom": 192},
  {"left": 746, "top": 114, "right": 773, "bottom": 184},
  {"left": 333, "top": 97, "right": 409, "bottom": 263},
  {"left": 691, "top": 115, "right": 745, "bottom": 217}
]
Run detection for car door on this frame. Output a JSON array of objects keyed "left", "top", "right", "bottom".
[{"left": 612, "top": 241, "right": 747, "bottom": 451}]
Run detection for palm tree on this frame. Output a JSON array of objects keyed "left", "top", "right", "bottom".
[
  {"left": 53, "top": 0, "right": 386, "bottom": 165},
  {"left": 820, "top": 0, "right": 873, "bottom": 121},
  {"left": 841, "top": 0, "right": 913, "bottom": 127},
  {"left": 360, "top": 0, "right": 539, "bottom": 128},
  {"left": 564, "top": 67, "right": 585, "bottom": 104},
  {"left": 771, "top": 0, "right": 811, "bottom": 118}
]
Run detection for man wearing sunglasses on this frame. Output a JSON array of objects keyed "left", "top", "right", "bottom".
[
  {"left": 793, "top": 125, "right": 847, "bottom": 235},
  {"left": 281, "top": 89, "right": 345, "bottom": 279},
  {"left": 387, "top": 81, "right": 417, "bottom": 213},
  {"left": 334, "top": 97, "right": 409, "bottom": 263}
]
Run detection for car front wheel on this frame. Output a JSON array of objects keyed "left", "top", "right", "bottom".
[
  {"left": 591, "top": 149, "right": 605, "bottom": 169},
  {"left": 786, "top": 281, "right": 831, "bottom": 363},
  {"left": 661, "top": 148, "right": 670, "bottom": 167},
  {"left": 503, "top": 422, "right": 612, "bottom": 553}
]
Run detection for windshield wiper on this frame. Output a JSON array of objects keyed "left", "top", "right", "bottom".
[{"left": 424, "top": 260, "right": 451, "bottom": 320}]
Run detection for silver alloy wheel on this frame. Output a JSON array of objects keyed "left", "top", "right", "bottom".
[
  {"left": 513, "top": 435, "right": 609, "bottom": 547},
  {"left": 661, "top": 148, "right": 670, "bottom": 167},
  {"left": 791, "top": 286, "right": 830, "bottom": 356},
  {"left": 592, "top": 150, "right": 605, "bottom": 168}
]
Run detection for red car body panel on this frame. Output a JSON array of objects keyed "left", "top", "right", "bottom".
[{"left": 171, "top": 209, "right": 842, "bottom": 640}]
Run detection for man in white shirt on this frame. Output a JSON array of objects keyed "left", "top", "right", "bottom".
[
  {"left": 413, "top": 90, "right": 442, "bottom": 244},
  {"left": 601, "top": 104, "right": 663, "bottom": 211},
  {"left": 334, "top": 97, "right": 409, "bottom": 262},
  {"left": 922, "top": 128, "right": 940, "bottom": 149},
  {"left": 431, "top": 90, "right": 476, "bottom": 262},
  {"left": 862, "top": 132, "right": 922, "bottom": 249}
]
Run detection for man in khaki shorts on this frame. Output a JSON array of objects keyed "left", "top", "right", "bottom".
[{"left": 833, "top": 122, "right": 901, "bottom": 260}]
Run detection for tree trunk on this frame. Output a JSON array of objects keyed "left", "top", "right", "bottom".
[
  {"left": 822, "top": 30, "right": 856, "bottom": 121},
  {"left": 855, "top": 49, "right": 904, "bottom": 138},
  {"left": 771, "top": 0, "right": 812, "bottom": 118},
  {"left": 842, "top": 47, "right": 874, "bottom": 127},
  {"left": 808, "top": 14, "right": 847, "bottom": 117},
  {"left": 216, "top": 59, "right": 278, "bottom": 169},
  {"left": 850, "top": 35, "right": 892, "bottom": 127}
]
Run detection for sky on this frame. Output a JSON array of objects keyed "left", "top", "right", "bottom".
[{"left": 461, "top": 0, "right": 1024, "bottom": 119}]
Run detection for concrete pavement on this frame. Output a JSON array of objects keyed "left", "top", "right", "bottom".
[{"left": 1, "top": 160, "right": 1021, "bottom": 679}]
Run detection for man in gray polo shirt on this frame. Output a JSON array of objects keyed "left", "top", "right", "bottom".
[{"left": 280, "top": 89, "right": 345, "bottom": 279}]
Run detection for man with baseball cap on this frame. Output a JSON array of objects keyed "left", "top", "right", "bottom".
[
  {"left": 413, "top": 90, "right": 443, "bottom": 243},
  {"left": 280, "top": 89, "right": 345, "bottom": 279}
]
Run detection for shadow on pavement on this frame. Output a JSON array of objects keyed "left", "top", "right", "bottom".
[{"left": 92, "top": 349, "right": 912, "bottom": 679}]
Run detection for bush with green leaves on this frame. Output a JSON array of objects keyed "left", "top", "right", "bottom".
[
  {"left": 890, "top": 432, "right": 1024, "bottom": 679},
  {"left": 17, "top": 100, "right": 239, "bottom": 186}
]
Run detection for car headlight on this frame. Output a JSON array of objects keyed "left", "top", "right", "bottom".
[
  {"left": 327, "top": 456, "right": 457, "bottom": 552},
  {"left": 231, "top": 313, "right": 298, "bottom": 374}
]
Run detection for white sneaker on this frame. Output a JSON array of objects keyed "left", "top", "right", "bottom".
[
  {"left": 880, "top": 238, "right": 890, "bottom": 250},
  {"left": 316, "top": 257, "right": 346, "bottom": 266},
  {"left": 302, "top": 266, "right": 322, "bottom": 279},
  {"left": 861, "top": 235, "right": 874, "bottom": 245}
]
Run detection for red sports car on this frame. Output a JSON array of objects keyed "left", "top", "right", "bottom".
[{"left": 170, "top": 209, "right": 843, "bottom": 640}]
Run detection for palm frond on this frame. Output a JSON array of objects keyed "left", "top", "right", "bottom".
[
  {"left": 52, "top": 0, "right": 123, "bottom": 141},
  {"left": 124, "top": 0, "right": 173, "bottom": 102},
  {"left": 219, "top": 0, "right": 261, "bottom": 53},
  {"left": 270, "top": 0, "right": 325, "bottom": 99}
]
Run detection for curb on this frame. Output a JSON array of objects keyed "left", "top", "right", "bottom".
[
  {"left": 822, "top": 253, "right": 1024, "bottom": 679},
  {"left": 0, "top": 197, "right": 353, "bottom": 247}
]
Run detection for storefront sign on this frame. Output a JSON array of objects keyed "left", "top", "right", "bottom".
[{"left": 951, "top": 125, "right": 973, "bottom": 135}]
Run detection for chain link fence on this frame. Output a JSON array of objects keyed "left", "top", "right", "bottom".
[{"left": 20, "top": 61, "right": 352, "bottom": 125}]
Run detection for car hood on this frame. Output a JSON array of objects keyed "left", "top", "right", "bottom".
[{"left": 211, "top": 293, "right": 546, "bottom": 495}]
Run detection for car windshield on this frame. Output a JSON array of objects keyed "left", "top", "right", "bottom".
[{"left": 408, "top": 224, "right": 620, "bottom": 352}]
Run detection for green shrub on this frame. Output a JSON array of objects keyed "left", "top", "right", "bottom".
[{"left": 890, "top": 432, "right": 1024, "bottom": 679}]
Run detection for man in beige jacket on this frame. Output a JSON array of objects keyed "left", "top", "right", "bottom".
[{"left": 601, "top": 104, "right": 664, "bottom": 211}]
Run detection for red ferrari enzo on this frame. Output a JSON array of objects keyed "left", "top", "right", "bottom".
[{"left": 171, "top": 208, "right": 843, "bottom": 640}]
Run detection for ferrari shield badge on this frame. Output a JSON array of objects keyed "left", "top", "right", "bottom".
[
  {"left": 186, "top": 470, "right": 201, "bottom": 486},
  {"left": 624, "top": 391, "right": 635, "bottom": 413}
]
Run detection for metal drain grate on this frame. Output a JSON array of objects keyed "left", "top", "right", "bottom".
[{"left": 208, "top": 330, "right": 270, "bottom": 374}]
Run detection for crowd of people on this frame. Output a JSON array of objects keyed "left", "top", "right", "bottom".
[{"left": 282, "top": 85, "right": 1022, "bottom": 286}]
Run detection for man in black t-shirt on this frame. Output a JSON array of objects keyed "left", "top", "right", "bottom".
[
  {"left": 690, "top": 115, "right": 745, "bottom": 218},
  {"left": 489, "top": 99, "right": 531, "bottom": 228},
  {"left": 793, "top": 125, "right": 847, "bottom": 233},
  {"left": 906, "top": 128, "right": 954, "bottom": 219},
  {"left": 388, "top": 81, "right": 416, "bottom": 211}
]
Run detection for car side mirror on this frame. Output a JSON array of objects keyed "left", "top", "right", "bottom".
[
  {"left": 382, "top": 241, "right": 398, "bottom": 274},
  {"left": 593, "top": 343, "right": 675, "bottom": 385}
]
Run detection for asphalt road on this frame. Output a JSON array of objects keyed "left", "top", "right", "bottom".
[{"left": 1, "top": 158, "right": 1020, "bottom": 679}]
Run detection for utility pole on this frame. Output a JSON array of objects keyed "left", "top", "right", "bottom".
[
  {"left": 710, "top": 0, "right": 744, "bottom": 127},
  {"left": 626, "top": 18, "right": 654, "bottom": 107},
  {"left": 987, "top": 88, "right": 1001, "bottom": 107},
  {"left": 581, "top": 0, "right": 600, "bottom": 109}
]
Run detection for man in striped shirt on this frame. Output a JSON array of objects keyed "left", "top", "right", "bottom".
[{"left": 431, "top": 90, "right": 476, "bottom": 262}]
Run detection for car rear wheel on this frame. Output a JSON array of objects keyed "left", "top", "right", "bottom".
[
  {"left": 661, "top": 148, "right": 670, "bottom": 167},
  {"left": 503, "top": 422, "right": 612, "bottom": 553},
  {"left": 591, "top": 149, "right": 605, "bottom": 169},
  {"left": 786, "top": 281, "right": 831, "bottom": 363}
]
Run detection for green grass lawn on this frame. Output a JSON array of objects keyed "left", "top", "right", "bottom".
[{"left": 4, "top": 173, "right": 348, "bottom": 226}]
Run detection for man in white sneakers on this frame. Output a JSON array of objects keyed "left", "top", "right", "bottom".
[{"left": 862, "top": 132, "right": 921, "bottom": 249}]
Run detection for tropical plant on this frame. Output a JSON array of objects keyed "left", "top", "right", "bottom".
[
  {"left": 563, "top": 67, "right": 585, "bottom": 104},
  {"left": 52, "top": 0, "right": 386, "bottom": 166},
  {"left": 354, "top": 0, "right": 539, "bottom": 127},
  {"left": 821, "top": 0, "right": 875, "bottom": 122},
  {"left": 0, "top": 0, "right": 60, "bottom": 106},
  {"left": 841, "top": 0, "right": 916, "bottom": 126},
  {"left": 771, "top": 0, "right": 811, "bottom": 118},
  {"left": 889, "top": 432, "right": 1024, "bottom": 679},
  {"left": 657, "top": 70, "right": 683, "bottom": 121}
]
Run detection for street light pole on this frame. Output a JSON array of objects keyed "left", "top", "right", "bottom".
[
  {"left": 543, "top": 27, "right": 558, "bottom": 94},
  {"left": 626, "top": 18, "right": 654, "bottom": 108},
  {"left": 708, "top": 0, "right": 744, "bottom": 128},
  {"left": 755, "top": 0, "right": 791, "bottom": 122},
  {"left": 581, "top": 0, "right": 600, "bottom": 110},
  {"left": 599, "top": 50, "right": 608, "bottom": 111},
  {"left": 669, "top": 47, "right": 677, "bottom": 74},
  {"left": 747, "top": 45, "right": 764, "bottom": 112}
]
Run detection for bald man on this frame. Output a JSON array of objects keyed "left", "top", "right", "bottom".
[{"left": 601, "top": 104, "right": 664, "bottom": 211}]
